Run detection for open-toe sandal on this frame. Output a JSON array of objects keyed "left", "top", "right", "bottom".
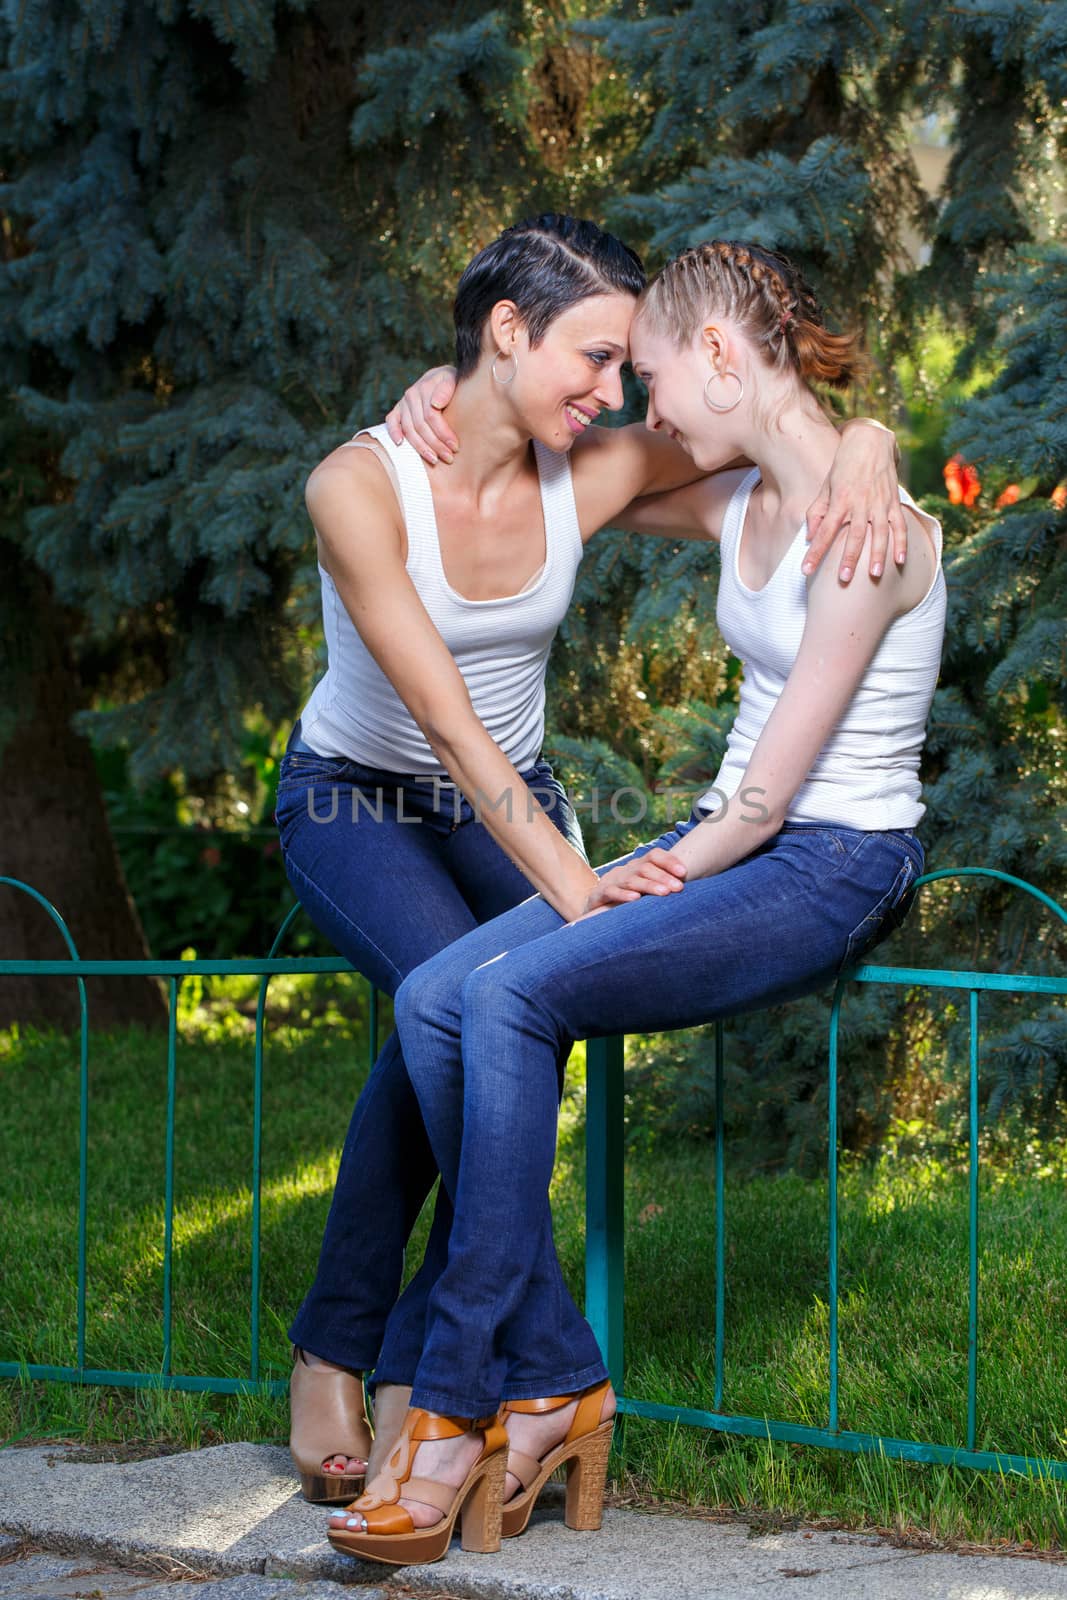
[
  {"left": 364, "top": 1381, "right": 413, "bottom": 1479},
  {"left": 326, "top": 1406, "right": 509, "bottom": 1567},
  {"left": 501, "top": 1379, "right": 614, "bottom": 1538},
  {"left": 289, "top": 1346, "right": 372, "bottom": 1504}
]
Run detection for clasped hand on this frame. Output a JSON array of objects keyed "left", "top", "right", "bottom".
[{"left": 571, "top": 848, "right": 687, "bottom": 923}]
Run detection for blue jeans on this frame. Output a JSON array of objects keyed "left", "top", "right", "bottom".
[
  {"left": 275, "top": 727, "right": 584, "bottom": 1377},
  {"left": 391, "top": 817, "right": 924, "bottom": 1416}
]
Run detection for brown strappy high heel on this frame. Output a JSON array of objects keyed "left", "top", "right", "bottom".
[
  {"left": 501, "top": 1379, "right": 615, "bottom": 1538},
  {"left": 289, "top": 1347, "right": 372, "bottom": 1504},
  {"left": 326, "top": 1406, "right": 509, "bottom": 1566}
]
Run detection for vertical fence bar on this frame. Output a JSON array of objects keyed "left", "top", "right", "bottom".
[
  {"left": 76, "top": 979, "right": 89, "bottom": 1375},
  {"left": 713, "top": 1021, "right": 726, "bottom": 1413},
  {"left": 585, "top": 1035, "right": 625, "bottom": 1389},
  {"left": 162, "top": 978, "right": 178, "bottom": 1377},
  {"left": 0, "top": 882, "right": 92, "bottom": 1378},
  {"left": 827, "top": 985, "right": 843, "bottom": 1433},
  {"left": 369, "top": 984, "right": 379, "bottom": 1065},
  {"left": 250, "top": 975, "right": 270, "bottom": 1384},
  {"left": 967, "top": 987, "right": 980, "bottom": 1452}
]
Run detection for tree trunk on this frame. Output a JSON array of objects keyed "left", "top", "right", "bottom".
[{"left": 0, "top": 552, "right": 166, "bottom": 1030}]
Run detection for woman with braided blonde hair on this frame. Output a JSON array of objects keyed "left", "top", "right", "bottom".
[
  {"left": 641, "top": 238, "right": 868, "bottom": 420},
  {"left": 322, "top": 237, "right": 942, "bottom": 1568}
]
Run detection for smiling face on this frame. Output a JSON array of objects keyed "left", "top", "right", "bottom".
[
  {"left": 495, "top": 292, "right": 637, "bottom": 451},
  {"left": 628, "top": 317, "right": 743, "bottom": 470}
]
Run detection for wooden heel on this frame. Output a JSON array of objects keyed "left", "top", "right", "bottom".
[
  {"left": 460, "top": 1442, "right": 507, "bottom": 1553},
  {"left": 563, "top": 1418, "right": 614, "bottom": 1531},
  {"left": 501, "top": 1382, "right": 616, "bottom": 1540},
  {"left": 289, "top": 1348, "right": 369, "bottom": 1504},
  {"left": 299, "top": 1469, "right": 363, "bottom": 1505}
]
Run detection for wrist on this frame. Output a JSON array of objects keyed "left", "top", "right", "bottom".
[
  {"left": 545, "top": 860, "right": 599, "bottom": 925},
  {"left": 841, "top": 417, "right": 892, "bottom": 443},
  {"left": 557, "top": 890, "right": 593, "bottom": 923},
  {"left": 840, "top": 415, "right": 900, "bottom": 468}
]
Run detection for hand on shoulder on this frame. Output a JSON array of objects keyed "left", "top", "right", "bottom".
[{"left": 807, "top": 501, "right": 937, "bottom": 626}]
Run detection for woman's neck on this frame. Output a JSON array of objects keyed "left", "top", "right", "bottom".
[
  {"left": 744, "top": 398, "right": 840, "bottom": 526},
  {"left": 438, "top": 371, "right": 535, "bottom": 507}
]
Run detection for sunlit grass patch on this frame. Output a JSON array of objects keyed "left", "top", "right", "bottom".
[{"left": 2, "top": 1016, "right": 1066, "bottom": 1547}]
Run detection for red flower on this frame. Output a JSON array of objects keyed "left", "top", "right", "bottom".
[
  {"left": 200, "top": 846, "right": 222, "bottom": 868},
  {"left": 943, "top": 453, "right": 981, "bottom": 508},
  {"left": 995, "top": 484, "right": 1021, "bottom": 509}
]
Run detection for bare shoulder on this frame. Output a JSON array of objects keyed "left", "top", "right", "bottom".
[
  {"left": 570, "top": 421, "right": 691, "bottom": 482},
  {"left": 897, "top": 499, "right": 940, "bottom": 609},
  {"left": 690, "top": 466, "right": 754, "bottom": 531},
  {"left": 569, "top": 422, "right": 703, "bottom": 533},
  {"left": 306, "top": 439, "right": 397, "bottom": 513},
  {"left": 305, "top": 440, "right": 405, "bottom": 568},
  {"left": 566, "top": 420, "right": 641, "bottom": 494}
]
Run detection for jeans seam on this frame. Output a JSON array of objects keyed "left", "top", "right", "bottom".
[{"left": 281, "top": 850, "right": 406, "bottom": 990}]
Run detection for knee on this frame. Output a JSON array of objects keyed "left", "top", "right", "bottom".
[
  {"left": 392, "top": 968, "right": 431, "bottom": 1043},
  {"left": 393, "top": 956, "right": 457, "bottom": 1047},
  {"left": 459, "top": 956, "right": 545, "bottom": 1032}
]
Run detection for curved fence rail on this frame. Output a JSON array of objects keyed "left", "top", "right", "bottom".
[
  {"left": 1, "top": 870, "right": 1066, "bottom": 1479},
  {"left": 0, "top": 874, "right": 362, "bottom": 1397}
]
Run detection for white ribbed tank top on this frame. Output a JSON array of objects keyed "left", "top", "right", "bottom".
[
  {"left": 698, "top": 468, "right": 946, "bottom": 829},
  {"left": 299, "top": 424, "right": 585, "bottom": 775}
]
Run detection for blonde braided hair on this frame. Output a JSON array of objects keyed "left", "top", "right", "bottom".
[{"left": 636, "top": 239, "right": 864, "bottom": 391}]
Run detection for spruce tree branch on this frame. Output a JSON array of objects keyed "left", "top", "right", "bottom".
[{"left": 840, "top": 0, "right": 884, "bottom": 44}]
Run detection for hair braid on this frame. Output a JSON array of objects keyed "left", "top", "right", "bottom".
[{"left": 636, "top": 238, "right": 865, "bottom": 392}]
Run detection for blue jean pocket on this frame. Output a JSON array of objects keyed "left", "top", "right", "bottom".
[
  {"left": 277, "top": 751, "right": 351, "bottom": 780},
  {"left": 841, "top": 853, "right": 918, "bottom": 969}
]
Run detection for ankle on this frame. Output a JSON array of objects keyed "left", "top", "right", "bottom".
[{"left": 299, "top": 1348, "right": 360, "bottom": 1377}]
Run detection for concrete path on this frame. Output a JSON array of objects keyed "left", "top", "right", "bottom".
[{"left": 1, "top": 1442, "right": 1065, "bottom": 1600}]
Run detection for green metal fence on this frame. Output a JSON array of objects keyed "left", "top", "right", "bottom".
[
  {"left": 586, "top": 868, "right": 1067, "bottom": 1481},
  {"left": 2, "top": 869, "right": 1065, "bottom": 1480}
]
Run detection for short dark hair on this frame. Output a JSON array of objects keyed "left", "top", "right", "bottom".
[{"left": 453, "top": 214, "right": 646, "bottom": 378}]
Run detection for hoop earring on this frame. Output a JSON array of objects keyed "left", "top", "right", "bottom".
[
  {"left": 491, "top": 349, "right": 518, "bottom": 385},
  {"left": 703, "top": 369, "right": 743, "bottom": 413}
]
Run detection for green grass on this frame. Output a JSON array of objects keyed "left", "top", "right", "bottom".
[{"left": 2, "top": 993, "right": 1066, "bottom": 1550}]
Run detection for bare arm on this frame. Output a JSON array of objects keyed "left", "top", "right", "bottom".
[
  {"left": 386, "top": 367, "right": 904, "bottom": 573},
  {"left": 306, "top": 451, "right": 601, "bottom": 921},
  {"left": 665, "top": 509, "right": 934, "bottom": 880},
  {"left": 612, "top": 421, "right": 903, "bottom": 555},
  {"left": 583, "top": 505, "right": 935, "bottom": 909},
  {"left": 610, "top": 468, "right": 750, "bottom": 541}
]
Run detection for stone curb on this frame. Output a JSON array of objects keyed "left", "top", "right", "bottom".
[{"left": 2, "top": 1442, "right": 1066, "bottom": 1600}]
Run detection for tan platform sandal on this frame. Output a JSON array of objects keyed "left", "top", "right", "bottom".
[
  {"left": 501, "top": 1379, "right": 615, "bottom": 1538},
  {"left": 289, "top": 1347, "right": 372, "bottom": 1504},
  {"left": 326, "top": 1406, "right": 509, "bottom": 1567},
  {"left": 364, "top": 1381, "right": 414, "bottom": 1480}
]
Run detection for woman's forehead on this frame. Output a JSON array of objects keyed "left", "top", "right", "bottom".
[
  {"left": 628, "top": 319, "right": 675, "bottom": 363},
  {"left": 550, "top": 292, "right": 635, "bottom": 344}
]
